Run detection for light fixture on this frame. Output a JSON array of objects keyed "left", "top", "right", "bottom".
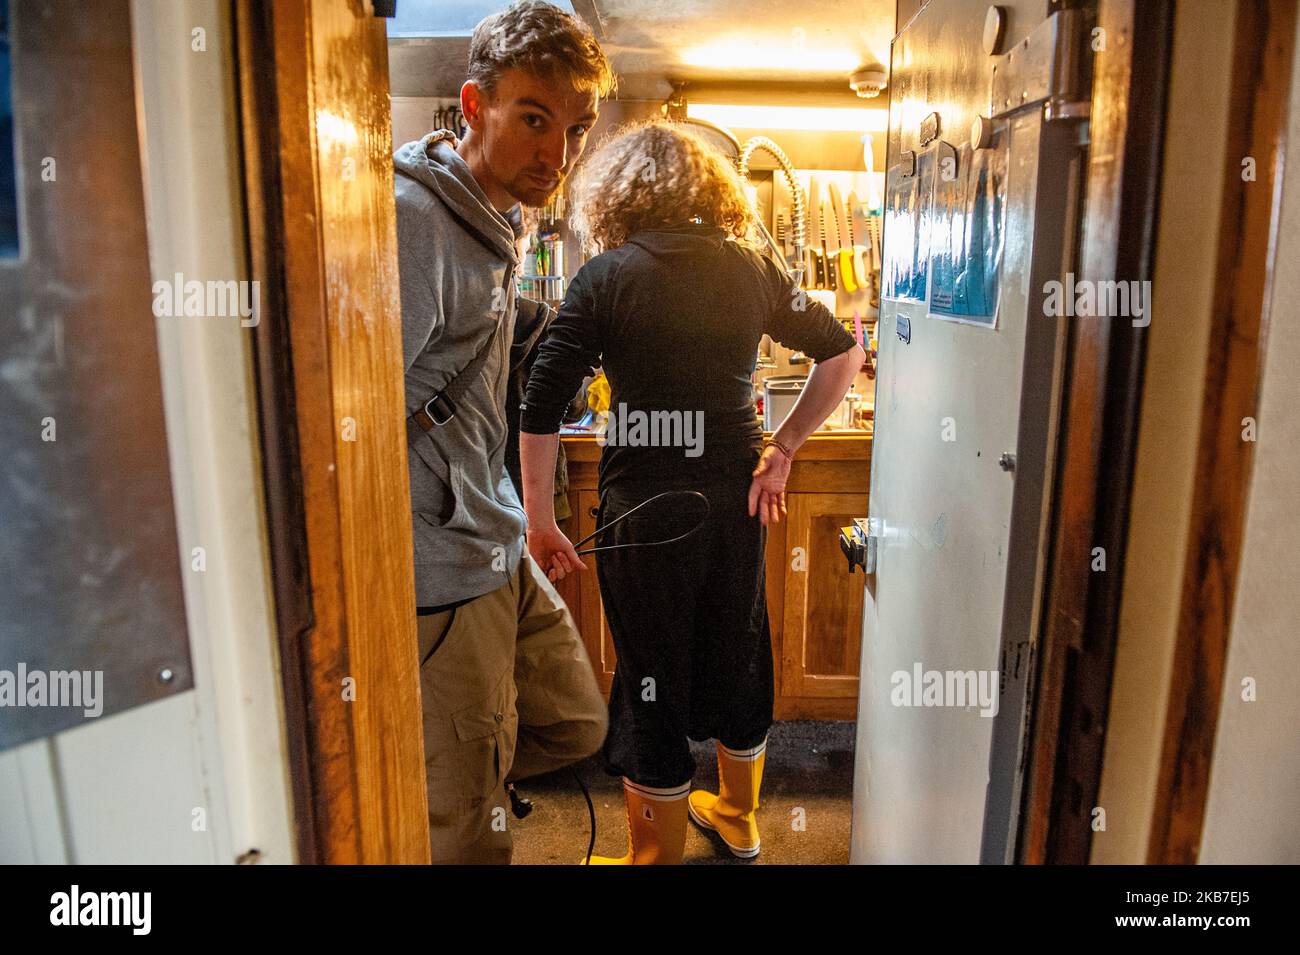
[
  {"left": 679, "top": 42, "right": 859, "bottom": 75},
  {"left": 849, "top": 64, "right": 889, "bottom": 98},
  {"left": 685, "top": 103, "right": 888, "bottom": 134}
]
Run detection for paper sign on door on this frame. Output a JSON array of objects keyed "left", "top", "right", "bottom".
[
  {"left": 927, "top": 142, "right": 1005, "bottom": 327},
  {"left": 882, "top": 150, "right": 934, "bottom": 303}
]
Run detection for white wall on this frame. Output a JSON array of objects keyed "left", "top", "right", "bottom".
[
  {"left": 391, "top": 95, "right": 460, "bottom": 149},
  {"left": 1094, "top": 0, "right": 1300, "bottom": 864},
  {"left": 1198, "top": 25, "right": 1300, "bottom": 864},
  {"left": 0, "top": 0, "right": 294, "bottom": 864},
  {"left": 1090, "top": 0, "right": 1234, "bottom": 864}
]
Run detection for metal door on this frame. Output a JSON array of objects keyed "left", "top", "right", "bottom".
[
  {"left": 850, "top": 1, "right": 1087, "bottom": 863},
  {"left": 0, "top": 0, "right": 193, "bottom": 750}
]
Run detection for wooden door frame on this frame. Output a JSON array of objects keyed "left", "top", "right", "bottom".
[
  {"left": 1145, "top": 0, "right": 1297, "bottom": 865},
  {"left": 234, "top": 0, "right": 429, "bottom": 864},
  {"left": 1020, "top": 0, "right": 1297, "bottom": 864},
  {"left": 1018, "top": 0, "right": 1174, "bottom": 866}
]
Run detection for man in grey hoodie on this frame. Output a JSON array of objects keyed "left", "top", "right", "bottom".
[{"left": 393, "top": 1, "right": 615, "bottom": 864}]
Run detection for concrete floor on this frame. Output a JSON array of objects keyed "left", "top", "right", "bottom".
[{"left": 509, "top": 720, "right": 857, "bottom": 865}]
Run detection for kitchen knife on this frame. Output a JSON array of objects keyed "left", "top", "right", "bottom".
[
  {"left": 867, "top": 214, "right": 882, "bottom": 306},
  {"left": 807, "top": 176, "right": 824, "bottom": 289},
  {"left": 847, "top": 190, "right": 871, "bottom": 289},
  {"left": 818, "top": 192, "right": 836, "bottom": 292},
  {"left": 828, "top": 182, "right": 857, "bottom": 293}
]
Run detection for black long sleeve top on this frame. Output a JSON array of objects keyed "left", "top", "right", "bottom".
[{"left": 520, "top": 222, "right": 858, "bottom": 488}]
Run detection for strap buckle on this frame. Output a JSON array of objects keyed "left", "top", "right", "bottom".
[{"left": 423, "top": 391, "right": 456, "bottom": 426}]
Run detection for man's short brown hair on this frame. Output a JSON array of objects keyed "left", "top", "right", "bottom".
[{"left": 468, "top": 1, "right": 615, "bottom": 99}]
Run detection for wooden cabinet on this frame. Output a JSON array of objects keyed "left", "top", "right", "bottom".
[
  {"left": 776, "top": 491, "right": 867, "bottom": 716},
  {"left": 555, "top": 434, "right": 871, "bottom": 719}
]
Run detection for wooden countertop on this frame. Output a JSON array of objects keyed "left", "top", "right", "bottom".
[{"left": 560, "top": 430, "right": 872, "bottom": 463}]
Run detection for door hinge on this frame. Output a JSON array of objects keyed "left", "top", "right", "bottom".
[{"left": 987, "top": 9, "right": 1089, "bottom": 122}]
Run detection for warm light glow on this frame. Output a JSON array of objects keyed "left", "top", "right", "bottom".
[
  {"left": 687, "top": 103, "right": 889, "bottom": 133},
  {"left": 315, "top": 109, "right": 360, "bottom": 150},
  {"left": 680, "top": 41, "right": 859, "bottom": 74}
]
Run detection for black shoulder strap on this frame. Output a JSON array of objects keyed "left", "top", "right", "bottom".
[{"left": 411, "top": 269, "right": 513, "bottom": 432}]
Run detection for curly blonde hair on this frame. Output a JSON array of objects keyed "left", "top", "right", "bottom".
[{"left": 567, "top": 120, "right": 760, "bottom": 253}]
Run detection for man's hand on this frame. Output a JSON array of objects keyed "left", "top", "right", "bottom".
[
  {"left": 748, "top": 444, "right": 792, "bottom": 525},
  {"left": 526, "top": 521, "right": 587, "bottom": 582}
]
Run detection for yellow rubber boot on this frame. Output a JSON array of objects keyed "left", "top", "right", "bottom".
[
  {"left": 582, "top": 778, "right": 690, "bottom": 865},
  {"left": 687, "top": 739, "right": 766, "bottom": 858}
]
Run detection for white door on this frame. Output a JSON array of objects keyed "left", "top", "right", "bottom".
[{"left": 850, "top": 1, "right": 1087, "bottom": 863}]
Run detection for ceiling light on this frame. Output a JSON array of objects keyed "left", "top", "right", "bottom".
[
  {"left": 686, "top": 103, "right": 888, "bottom": 133},
  {"left": 849, "top": 65, "right": 889, "bottom": 98},
  {"left": 679, "top": 43, "right": 859, "bottom": 74}
]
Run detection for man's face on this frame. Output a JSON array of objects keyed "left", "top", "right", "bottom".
[{"left": 462, "top": 67, "right": 600, "bottom": 208}]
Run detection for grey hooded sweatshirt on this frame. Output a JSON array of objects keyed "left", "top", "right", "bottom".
[{"left": 394, "top": 130, "right": 527, "bottom": 607}]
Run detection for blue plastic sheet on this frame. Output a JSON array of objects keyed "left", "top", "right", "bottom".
[
  {"left": 928, "top": 143, "right": 1005, "bottom": 326},
  {"left": 883, "top": 140, "right": 1005, "bottom": 327},
  {"left": 882, "top": 150, "right": 934, "bottom": 303}
]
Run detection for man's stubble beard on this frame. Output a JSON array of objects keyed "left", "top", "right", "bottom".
[{"left": 512, "top": 176, "right": 564, "bottom": 209}]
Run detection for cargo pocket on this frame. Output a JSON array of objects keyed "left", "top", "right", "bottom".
[{"left": 449, "top": 667, "right": 519, "bottom": 803}]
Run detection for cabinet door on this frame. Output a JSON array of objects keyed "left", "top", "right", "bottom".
[{"left": 781, "top": 492, "right": 868, "bottom": 703}]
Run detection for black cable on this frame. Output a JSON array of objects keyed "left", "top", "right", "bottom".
[
  {"left": 506, "top": 782, "right": 533, "bottom": 819},
  {"left": 572, "top": 490, "right": 711, "bottom": 556},
  {"left": 573, "top": 766, "right": 596, "bottom": 865}
]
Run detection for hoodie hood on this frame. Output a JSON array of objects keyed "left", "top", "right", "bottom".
[
  {"left": 393, "top": 129, "right": 522, "bottom": 266},
  {"left": 625, "top": 222, "right": 728, "bottom": 260}
]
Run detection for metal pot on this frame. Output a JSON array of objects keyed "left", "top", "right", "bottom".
[{"left": 764, "top": 375, "right": 808, "bottom": 431}]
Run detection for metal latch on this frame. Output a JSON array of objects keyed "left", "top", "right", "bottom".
[
  {"left": 987, "top": 9, "right": 1088, "bottom": 121},
  {"left": 839, "top": 518, "right": 876, "bottom": 574}
]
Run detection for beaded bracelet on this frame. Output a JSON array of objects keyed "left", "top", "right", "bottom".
[{"left": 763, "top": 437, "right": 795, "bottom": 462}]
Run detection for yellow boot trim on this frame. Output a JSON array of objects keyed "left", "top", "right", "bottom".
[
  {"left": 583, "top": 778, "right": 690, "bottom": 865},
  {"left": 687, "top": 738, "right": 766, "bottom": 858}
]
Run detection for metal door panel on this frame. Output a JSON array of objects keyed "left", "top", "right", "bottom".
[
  {"left": 850, "top": 0, "right": 1077, "bottom": 863},
  {"left": 0, "top": 1, "right": 192, "bottom": 750}
]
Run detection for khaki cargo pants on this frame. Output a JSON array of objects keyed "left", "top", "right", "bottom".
[{"left": 417, "top": 554, "right": 607, "bottom": 864}]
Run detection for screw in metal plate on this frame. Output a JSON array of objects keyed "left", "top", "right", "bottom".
[
  {"left": 158, "top": 667, "right": 176, "bottom": 684},
  {"left": 998, "top": 452, "right": 1016, "bottom": 472}
]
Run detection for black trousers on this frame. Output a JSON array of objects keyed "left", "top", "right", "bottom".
[{"left": 595, "top": 466, "right": 774, "bottom": 789}]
